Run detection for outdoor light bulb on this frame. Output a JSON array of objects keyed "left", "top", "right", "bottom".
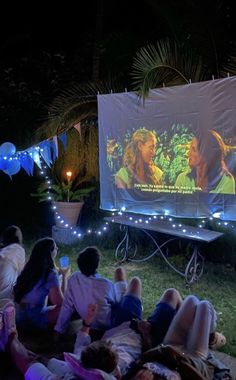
[
  {"left": 66, "top": 171, "right": 72, "bottom": 177},
  {"left": 121, "top": 206, "right": 126, "bottom": 212},
  {"left": 213, "top": 212, "right": 221, "bottom": 218}
]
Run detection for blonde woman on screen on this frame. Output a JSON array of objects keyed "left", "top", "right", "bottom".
[{"left": 115, "top": 128, "right": 163, "bottom": 189}]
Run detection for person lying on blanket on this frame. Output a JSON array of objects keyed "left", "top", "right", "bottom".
[{"left": 0, "top": 290, "right": 229, "bottom": 380}]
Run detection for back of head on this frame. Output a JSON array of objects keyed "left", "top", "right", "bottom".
[
  {"left": 1, "top": 225, "right": 23, "bottom": 247},
  {"left": 14, "top": 237, "right": 55, "bottom": 303},
  {"left": 77, "top": 246, "right": 100, "bottom": 276},
  {"left": 81, "top": 341, "right": 118, "bottom": 374}
]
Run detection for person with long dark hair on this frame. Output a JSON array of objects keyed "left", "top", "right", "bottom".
[
  {"left": 175, "top": 130, "right": 235, "bottom": 194},
  {"left": 14, "top": 237, "right": 70, "bottom": 330},
  {"left": 0, "top": 225, "right": 25, "bottom": 299}
]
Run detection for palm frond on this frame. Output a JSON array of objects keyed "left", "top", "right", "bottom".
[
  {"left": 131, "top": 38, "right": 206, "bottom": 97},
  {"left": 34, "top": 80, "right": 123, "bottom": 142},
  {"left": 221, "top": 55, "right": 236, "bottom": 77}
]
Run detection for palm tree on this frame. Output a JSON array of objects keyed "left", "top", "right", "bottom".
[
  {"left": 131, "top": 0, "right": 236, "bottom": 97},
  {"left": 33, "top": 0, "right": 236, "bottom": 182},
  {"left": 131, "top": 36, "right": 236, "bottom": 97}
]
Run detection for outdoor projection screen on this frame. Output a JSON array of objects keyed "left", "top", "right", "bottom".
[{"left": 98, "top": 77, "right": 236, "bottom": 220}]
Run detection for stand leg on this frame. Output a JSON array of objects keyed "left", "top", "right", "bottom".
[
  {"left": 185, "top": 244, "right": 204, "bottom": 284},
  {"left": 115, "top": 226, "right": 137, "bottom": 262}
]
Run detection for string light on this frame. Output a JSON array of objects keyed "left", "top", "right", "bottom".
[{"left": 37, "top": 163, "right": 236, "bottom": 242}]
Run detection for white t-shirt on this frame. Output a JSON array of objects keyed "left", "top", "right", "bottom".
[
  {"left": 55, "top": 272, "right": 127, "bottom": 333},
  {"left": 0, "top": 243, "right": 25, "bottom": 299}
]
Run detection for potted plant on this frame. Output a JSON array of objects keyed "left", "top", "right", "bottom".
[{"left": 31, "top": 171, "right": 95, "bottom": 227}]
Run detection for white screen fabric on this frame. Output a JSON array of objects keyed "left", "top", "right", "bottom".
[{"left": 98, "top": 77, "right": 236, "bottom": 220}]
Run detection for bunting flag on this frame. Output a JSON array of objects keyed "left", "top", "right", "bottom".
[
  {"left": 52, "top": 136, "right": 59, "bottom": 159},
  {"left": 0, "top": 131, "right": 68, "bottom": 177},
  {"left": 73, "top": 122, "right": 81, "bottom": 137},
  {"left": 39, "top": 141, "right": 52, "bottom": 167},
  {"left": 19, "top": 153, "right": 35, "bottom": 175},
  {"left": 27, "top": 147, "right": 42, "bottom": 169},
  {"left": 58, "top": 132, "right": 67, "bottom": 150}
]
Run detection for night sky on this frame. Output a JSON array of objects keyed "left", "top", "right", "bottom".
[{"left": 0, "top": 0, "right": 234, "bottom": 144}]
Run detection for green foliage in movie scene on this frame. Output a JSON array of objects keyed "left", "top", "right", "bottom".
[
  {"left": 107, "top": 124, "right": 193, "bottom": 186},
  {"left": 154, "top": 124, "right": 193, "bottom": 185}
]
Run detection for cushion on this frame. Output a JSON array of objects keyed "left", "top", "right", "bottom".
[{"left": 63, "top": 352, "right": 115, "bottom": 380}]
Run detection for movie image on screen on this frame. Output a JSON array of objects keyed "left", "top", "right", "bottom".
[
  {"left": 98, "top": 77, "right": 236, "bottom": 220},
  {"left": 108, "top": 127, "right": 235, "bottom": 195}
]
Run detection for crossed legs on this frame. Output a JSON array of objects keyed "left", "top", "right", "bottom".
[{"left": 163, "top": 295, "right": 216, "bottom": 359}]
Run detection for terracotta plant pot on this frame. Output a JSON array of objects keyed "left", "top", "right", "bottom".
[{"left": 54, "top": 201, "right": 84, "bottom": 227}]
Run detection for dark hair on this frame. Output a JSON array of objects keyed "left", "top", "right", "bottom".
[
  {"left": 199, "top": 131, "right": 230, "bottom": 174},
  {"left": 189, "top": 130, "right": 233, "bottom": 191},
  {"left": 1, "top": 225, "right": 23, "bottom": 247},
  {"left": 14, "top": 237, "right": 55, "bottom": 303},
  {"left": 81, "top": 341, "right": 118, "bottom": 373},
  {"left": 77, "top": 246, "right": 100, "bottom": 276}
]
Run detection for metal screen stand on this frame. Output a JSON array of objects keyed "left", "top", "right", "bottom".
[{"left": 115, "top": 225, "right": 204, "bottom": 284}]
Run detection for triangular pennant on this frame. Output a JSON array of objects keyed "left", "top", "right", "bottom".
[
  {"left": 52, "top": 136, "right": 59, "bottom": 159},
  {"left": 73, "top": 122, "right": 81, "bottom": 138},
  {"left": 39, "top": 141, "right": 52, "bottom": 167},
  {"left": 19, "top": 153, "right": 34, "bottom": 175},
  {"left": 58, "top": 132, "right": 67, "bottom": 150},
  {"left": 27, "top": 147, "right": 42, "bottom": 169}
]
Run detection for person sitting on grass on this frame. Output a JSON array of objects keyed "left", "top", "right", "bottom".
[
  {"left": 14, "top": 237, "right": 70, "bottom": 330},
  {"left": 0, "top": 225, "right": 25, "bottom": 299},
  {"left": 54, "top": 246, "right": 130, "bottom": 336}
]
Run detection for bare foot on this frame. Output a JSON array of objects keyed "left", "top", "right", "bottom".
[
  {"left": 114, "top": 267, "right": 127, "bottom": 282},
  {"left": 126, "top": 276, "right": 142, "bottom": 298}
]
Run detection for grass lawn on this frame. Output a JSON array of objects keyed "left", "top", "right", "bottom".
[{"left": 25, "top": 238, "right": 236, "bottom": 357}]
